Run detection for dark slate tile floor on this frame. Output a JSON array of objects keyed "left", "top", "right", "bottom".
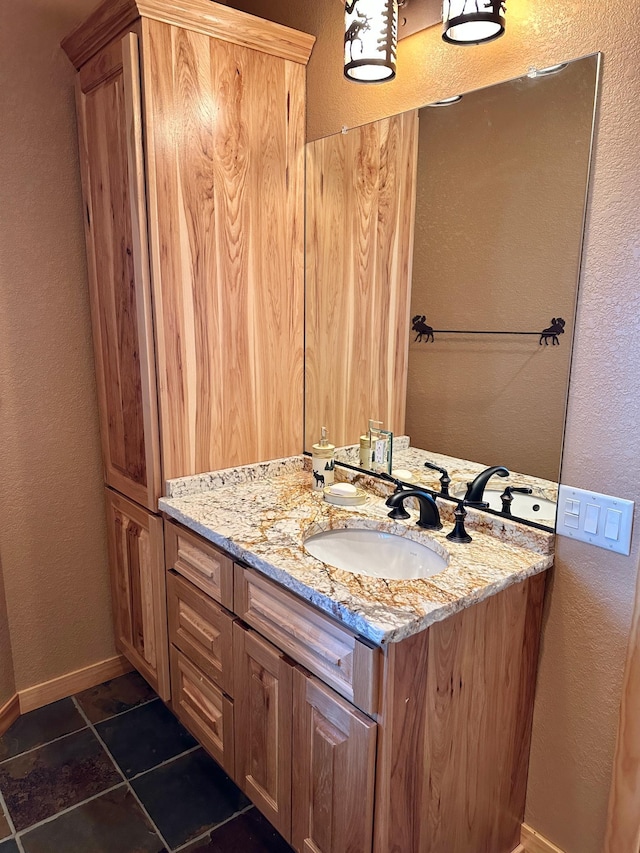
[{"left": 0, "top": 671, "right": 294, "bottom": 852}]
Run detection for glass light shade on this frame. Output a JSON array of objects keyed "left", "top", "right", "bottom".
[
  {"left": 442, "top": 0, "right": 506, "bottom": 45},
  {"left": 344, "top": 0, "right": 398, "bottom": 83}
]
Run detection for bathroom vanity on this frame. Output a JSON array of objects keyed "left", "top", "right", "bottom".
[{"left": 159, "top": 458, "right": 553, "bottom": 853}]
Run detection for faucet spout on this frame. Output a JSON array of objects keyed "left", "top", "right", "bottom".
[
  {"left": 385, "top": 489, "right": 442, "bottom": 531},
  {"left": 464, "top": 466, "right": 509, "bottom": 508}
]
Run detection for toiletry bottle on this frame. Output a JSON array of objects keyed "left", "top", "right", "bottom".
[
  {"left": 360, "top": 419, "right": 382, "bottom": 471},
  {"left": 359, "top": 430, "right": 372, "bottom": 470},
  {"left": 312, "top": 427, "right": 335, "bottom": 491}
]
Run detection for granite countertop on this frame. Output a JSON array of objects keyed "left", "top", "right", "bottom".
[
  {"left": 160, "top": 456, "right": 554, "bottom": 646},
  {"left": 336, "top": 437, "right": 559, "bottom": 506}
]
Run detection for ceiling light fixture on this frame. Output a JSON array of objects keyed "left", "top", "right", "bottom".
[
  {"left": 442, "top": 0, "right": 506, "bottom": 46},
  {"left": 344, "top": 0, "right": 398, "bottom": 83}
]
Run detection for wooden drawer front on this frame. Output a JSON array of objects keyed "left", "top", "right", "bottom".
[
  {"left": 165, "top": 521, "right": 233, "bottom": 609},
  {"left": 168, "top": 572, "right": 234, "bottom": 695},
  {"left": 234, "top": 565, "right": 380, "bottom": 717},
  {"left": 170, "top": 647, "right": 234, "bottom": 776}
]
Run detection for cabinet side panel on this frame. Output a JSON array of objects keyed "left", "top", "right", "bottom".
[
  {"left": 142, "top": 19, "right": 305, "bottom": 478},
  {"left": 77, "top": 51, "right": 152, "bottom": 507},
  {"left": 375, "top": 574, "right": 546, "bottom": 853}
]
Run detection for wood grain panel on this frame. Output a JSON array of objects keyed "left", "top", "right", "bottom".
[
  {"left": 605, "top": 560, "right": 640, "bottom": 853},
  {"left": 374, "top": 573, "right": 546, "bottom": 853},
  {"left": 62, "top": 0, "right": 314, "bottom": 70},
  {"left": 18, "top": 656, "right": 132, "bottom": 714},
  {"left": 233, "top": 623, "right": 292, "bottom": 840},
  {"left": 76, "top": 35, "right": 160, "bottom": 510},
  {"left": 104, "top": 489, "right": 170, "bottom": 700},
  {"left": 167, "top": 571, "right": 234, "bottom": 694},
  {"left": 234, "top": 564, "right": 380, "bottom": 716},
  {"left": 305, "top": 111, "right": 419, "bottom": 450},
  {"left": 292, "top": 669, "right": 377, "bottom": 853},
  {"left": 170, "top": 646, "right": 234, "bottom": 775},
  {"left": 142, "top": 19, "right": 306, "bottom": 478}
]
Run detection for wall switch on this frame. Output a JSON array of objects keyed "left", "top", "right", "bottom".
[{"left": 556, "top": 484, "right": 634, "bottom": 555}]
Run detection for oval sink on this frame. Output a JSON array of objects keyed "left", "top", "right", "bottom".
[
  {"left": 304, "top": 526, "right": 448, "bottom": 580},
  {"left": 453, "top": 487, "right": 557, "bottom": 525}
]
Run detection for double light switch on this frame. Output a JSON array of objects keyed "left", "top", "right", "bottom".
[{"left": 556, "top": 484, "right": 634, "bottom": 555}]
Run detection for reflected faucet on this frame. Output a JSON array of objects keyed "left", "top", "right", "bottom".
[
  {"left": 464, "top": 466, "right": 509, "bottom": 508},
  {"left": 385, "top": 489, "right": 442, "bottom": 531}
]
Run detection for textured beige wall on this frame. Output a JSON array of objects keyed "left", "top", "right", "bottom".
[
  {"left": 0, "top": 0, "right": 116, "bottom": 692},
  {"left": 406, "top": 59, "right": 596, "bottom": 482},
  {"left": 0, "top": 556, "right": 16, "bottom": 707},
  {"left": 226, "top": 2, "right": 640, "bottom": 852}
]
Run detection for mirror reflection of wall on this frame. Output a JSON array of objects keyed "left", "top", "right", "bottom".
[
  {"left": 407, "top": 56, "right": 599, "bottom": 482},
  {"left": 305, "top": 54, "right": 599, "bottom": 488}
]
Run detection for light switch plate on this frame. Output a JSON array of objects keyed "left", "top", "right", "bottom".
[{"left": 556, "top": 484, "right": 635, "bottom": 555}]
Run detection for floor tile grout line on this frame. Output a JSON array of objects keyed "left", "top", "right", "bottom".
[
  {"left": 0, "top": 725, "right": 89, "bottom": 767},
  {"left": 172, "top": 802, "right": 257, "bottom": 852},
  {"left": 14, "top": 781, "right": 125, "bottom": 840},
  {"left": 71, "top": 696, "right": 174, "bottom": 852},
  {"left": 84, "top": 695, "right": 160, "bottom": 727},
  {"left": 0, "top": 784, "right": 25, "bottom": 853},
  {"left": 128, "top": 744, "right": 200, "bottom": 782}
]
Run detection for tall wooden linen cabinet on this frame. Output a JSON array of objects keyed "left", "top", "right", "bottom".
[{"left": 62, "top": 1, "right": 315, "bottom": 700}]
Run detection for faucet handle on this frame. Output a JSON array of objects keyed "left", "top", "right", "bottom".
[
  {"left": 423, "top": 461, "right": 451, "bottom": 497},
  {"left": 446, "top": 501, "right": 472, "bottom": 543},
  {"left": 500, "top": 486, "right": 533, "bottom": 515}
]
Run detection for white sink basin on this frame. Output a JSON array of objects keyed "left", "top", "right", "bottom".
[
  {"left": 304, "top": 526, "right": 448, "bottom": 580},
  {"left": 453, "top": 488, "right": 557, "bottom": 525}
]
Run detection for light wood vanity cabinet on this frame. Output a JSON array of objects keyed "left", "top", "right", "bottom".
[
  {"left": 63, "top": 0, "right": 314, "bottom": 698},
  {"left": 165, "top": 524, "right": 378, "bottom": 852},
  {"left": 164, "top": 519, "right": 547, "bottom": 853}
]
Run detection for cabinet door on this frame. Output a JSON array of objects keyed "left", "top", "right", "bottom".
[
  {"left": 292, "top": 669, "right": 377, "bottom": 853},
  {"left": 233, "top": 623, "right": 292, "bottom": 840},
  {"left": 141, "top": 19, "right": 306, "bottom": 478},
  {"left": 75, "top": 33, "right": 161, "bottom": 510},
  {"left": 105, "top": 489, "right": 169, "bottom": 700}
]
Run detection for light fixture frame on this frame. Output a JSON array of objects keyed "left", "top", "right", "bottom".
[
  {"left": 344, "top": 0, "right": 399, "bottom": 84},
  {"left": 442, "top": 0, "right": 506, "bottom": 46}
]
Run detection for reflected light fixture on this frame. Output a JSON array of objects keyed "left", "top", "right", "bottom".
[
  {"left": 344, "top": 0, "right": 398, "bottom": 83},
  {"left": 442, "top": 0, "right": 506, "bottom": 45}
]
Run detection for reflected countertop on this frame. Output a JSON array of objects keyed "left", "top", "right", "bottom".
[{"left": 160, "top": 456, "right": 554, "bottom": 646}]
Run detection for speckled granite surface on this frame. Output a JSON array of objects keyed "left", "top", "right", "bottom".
[
  {"left": 161, "top": 457, "right": 554, "bottom": 646},
  {"left": 336, "top": 440, "right": 558, "bottom": 528}
]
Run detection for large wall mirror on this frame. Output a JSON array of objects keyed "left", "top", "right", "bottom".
[{"left": 304, "top": 53, "right": 600, "bottom": 529}]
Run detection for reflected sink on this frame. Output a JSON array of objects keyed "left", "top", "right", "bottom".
[
  {"left": 304, "top": 526, "right": 448, "bottom": 580},
  {"left": 453, "top": 488, "right": 557, "bottom": 525}
]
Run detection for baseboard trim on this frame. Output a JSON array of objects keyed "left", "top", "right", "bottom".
[
  {"left": 18, "top": 654, "right": 133, "bottom": 714},
  {"left": 521, "top": 824, "right": 566, "bottom": 853},
  {"left": 0, "top": 694, "right": 20, "bottom": 736}
]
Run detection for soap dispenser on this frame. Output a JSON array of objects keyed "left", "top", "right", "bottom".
[{"left": 312, "top": 427, "right": 335, "bottom": 491}]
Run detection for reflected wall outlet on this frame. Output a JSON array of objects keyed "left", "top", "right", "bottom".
[{"left": 556, "top": 484, "right": 634, "bottom": 555}]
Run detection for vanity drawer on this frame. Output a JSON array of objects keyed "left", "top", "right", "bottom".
[
  {"left": 167, "top": 572, "right": 234, "bottom": 695},
  {"left": 234, "top": 565, "right": 380, "bottom": 716},
  {"left": 170, "top": 646, "right": 234, "bottom": 776},
  {"left": 165, "top": 521, "right": 233, "bottom": 610}
]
